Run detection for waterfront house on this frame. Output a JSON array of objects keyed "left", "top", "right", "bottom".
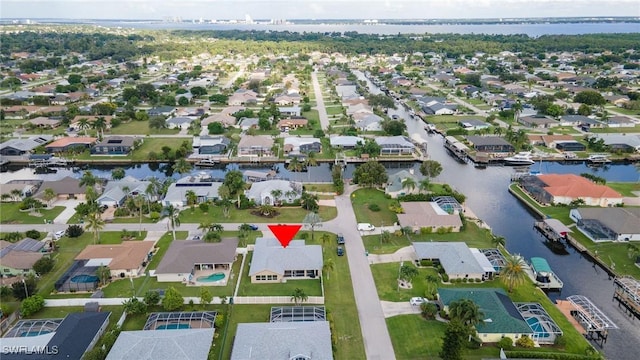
[
  {"left": 75, "top": 241, "right": 154, "bottom": 278},
  {"left": 595, "top": 134, "right": 640, "bottom": 153},
  {"left": 459, "top": 118, "right": 491, "bottom": 131},
  {"left": 437, "top": 288, "right": 535, "bottom": 343},
  {"left": 155, "top": 238, "right": 238, "bottom": 283},
  {"left": 231, "top": 322, "right": 333, "bottom": 360},
  {"left": 355, "top": 113, "right": 384, "bottom": 131},
  {"left": 375, "top": 136, "right": 415, "bottom": 155},
  {"left": 193, "top": 136, "right": 230, "bottom": 155},
  {"left": 91, "top": 136, "right": 135, "bottom": 155},
  {"left": 329, "top": 135, "right": 364, "bottom": 149},
  {"left": 283, "top": 137, "right": 322, "bottom": 155},
  {"left": 34, "top": 176, "right": 87, "bottom": 201},
  {"left": 519, "top": 174, "right": 623, "bottom": 207},
  {"left": 249, "top": 238, "right": 322, "bottom": 283},
  {"left": 518, "top": 115, "right": 559, "bottom": 129},
  {"left": 399, "top": 202, "right": 463, "bottom": 233},
  {"left": 162, "top": 176, "right": 222, "bottom": 207},
  {"left": 0, "top": 238, "right": 46, "bottom": 277},
  {"left": 385, "top": 170, "right": 423, "bottom": 198},
  {"left": 245, "top": 179, "right": 302, "bottom": 205},
  {"left": 413, "top": 242, "right": 494, "bottom": 280},
  {"left": 0, "top": 135, "right": 52, "bottom": 156},
  {"left": 555, "top": 141, "right": 587, "bottom": 152},
  {"left": 97, "top": 176, "right": 152, "bottom": 207},
  {"left": 422, "top": 102, "right": 457, "bottom": 115},
  {"left": 465, "top": 135, "right": 514, "bottom": 153},
  {"left": 570, "top": 207, "right": 640, "bottom": 242},
  {"left": 237, "top": 135, "right": 274, "bottom": 157},
  {"left": 45, "top": 137, "right": 97, "bottom": 153}
]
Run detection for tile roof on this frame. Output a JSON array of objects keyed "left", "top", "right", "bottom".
[
  {"left": 412, "top": 242, "right": 490, "bottom": 276},
  {"left": 45, "top": 137, "right": 97, "bottom": 148},
  {"left": 537, "top": 174, "right": 622, "bottom": 199},
  {"left": 398, "top": 202, "right": 462, "bottom": 228}
]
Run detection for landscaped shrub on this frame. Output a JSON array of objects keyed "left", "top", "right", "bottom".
[
  {"left": 420, "top": 227, "right": 433, "bottom": 234},
  {"left": 504, "top": 351, "right": 601, "bottom": 360},
  {"left": 66, "top": 225, "right": 84, "bottom": 238},
  {"left": 368, "top": 203, "right": 381, "bottom": 212},
  {"left": 114, "top": 207, "right": 130, "bottom": 217},
  {"left": 497, "top": 337, "right": 514, "bottom": 350},
  {"left": 149, "top": 212, "right": 160, "bottom": 222},
  {"left": 198, "top": 202, "right": 209, "bottom": 213},
  {"left": 25, "top": 229, "right": 41, "bottom": 239},
  {"left": 1, "top": 232, "right": 22, "bottom": 242},
  {"left": 20, "top": 295, "right": 45, "bottom": 316},
  {"left": 420, "top": 260, "right": 433, "bottom": 267},
  {"left": 515, "top": 335, "right": 535, "bottom": 348},
  {"left": 475, "top": 278, "right": 482, "bottom": 282},
  {"left": 33, "top": 257, "right": 55, "bottom": 275}
]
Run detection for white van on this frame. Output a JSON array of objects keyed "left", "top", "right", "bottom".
[{"left": 357, "top": 223, "right": 375, "bottom": 231}]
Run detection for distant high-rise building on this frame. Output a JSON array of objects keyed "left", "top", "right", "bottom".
[{"left": 245, "top": 14, "right": 253, "bottom": 24}]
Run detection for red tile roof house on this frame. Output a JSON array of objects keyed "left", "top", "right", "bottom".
[
  {"left": 45, "top": 137, "right": 97, "bottom": 153},
  {"left": 524, "top": 174, "right": 623, "bottom": 207}
]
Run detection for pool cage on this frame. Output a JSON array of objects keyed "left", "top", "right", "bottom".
[
  {"left": 54, "top": 260, "right": 99, "bottom": 292},
  {"left": 5, "top": 319, "right": 63, "bottom": 338},
  {"left": 613, "top": 276, "right": 640, "bottom": 319},
  {"left": 270, "top": 306, "right": 326, "bottom": 323},
  {"left": 516, "top": 303, "right": 563, "bottom": 344},
  {"left": 480, "top": 249, "right": 506, "bottom": 273},
  {"left": 143, "top": 311, "right": 217, "bottom": 330},
  {"left": 433, "top": 196, "right": 463, "bottom": 214},
  {"left": 518, "top": 176, "right": 553, "bottom": 205},
  {"left": 577, "top": 219, "right": 617, "bottom": 242},
  {"left": 567, "top": 295, "right": 617, "bottom": 346}
]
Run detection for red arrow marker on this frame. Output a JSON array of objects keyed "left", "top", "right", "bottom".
[{"left": 268, "top": 224, "right": 302, "bottom": 248}]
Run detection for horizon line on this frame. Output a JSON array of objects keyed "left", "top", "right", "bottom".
[{"left": 2, "top": 16, "right": 639, "bottom": 21}]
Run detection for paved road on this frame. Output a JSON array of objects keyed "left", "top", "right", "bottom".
[
  {"left": 311, "top": 70, "right": 331, "bottom": 131},
  {"left": 324, "top": 186, "right": 397, "bottom": 360}
]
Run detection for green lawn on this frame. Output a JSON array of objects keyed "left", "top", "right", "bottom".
[
  {"left": 387, "top": 316, "right": 447, "bottom": 359},
  {"left": 372, "top": 262, "right": 440, "bottom": 302},
  {"left": 363, "top": 221, "right": 495, "bottom": 254},
  {"left": 220, "top": 305, "right": 273, "bottom": 360},
  {"left": 109, "top": 121, "right": 180, "bottom": 135},
  {"left": 178, "top": 205, "right": 337, "bottom": 223},
  {"left": 350, "top": 188, "right": 399, "bottom": 227},
  {"left": 303, "top": 110, "right": 320, "bottom": 123},
  {"left": 0, "top": 203, "right": 65, "bottom": 224},
  {"left": 130, "top": 137, "right": 192, "bottom": 161},
  {"left": 304, "top": 183, "right": 336, "bottom": 193},
  {"left": 325, "top": 106, "right": 344, "bottom": 115},
  {"left": 607, "top": 182, "right": 640, "bottom": 196},
  {"left": 589, "top": 126, "right": 640, "bottom": 134},
  {"left": 237, "top": 252, "right": 323, "bottom": 296}
]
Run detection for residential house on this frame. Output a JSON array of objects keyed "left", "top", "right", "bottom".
[
  {"left": 0, "top": 182, "right": 38, "bottom": 199},
  {"left": 245, "top": 180, "right": 302, "bottom": 205},
  {"left": 459, "top": 118, "right": 491, "bottom": 131},
  {"left": 438, "top": 288, "right": 535, "bottom": 343},
  {"left": 201, "top": 113, "right": 237, "bottom": 128},
  {"left": 231, "top": 322, "right": 333, "bottom": 360},
  {"left": 75, "top": 241, "right": 154, "bottom": 278},
  {"left": 355, "top": 113, "right": 384, "bottom": 131},
  {"left": 559, "top": 115, "right": 591, "bottom": 127},
  {"left": 329, "top": 135, "right": 364, "bottom": 149},
  {"left": 34, "top": 176, "right": 87, "bottom": 201},
  {"left": 0, "top": 135, "right": 52, "bottom": 156},
  {"left": 237, "top": 135, "right": 274, "bottom": 157},
  {"left": 527, "top": 134, "right": 574, "bottom": 148},
  {"left": 155, "top": 238, "right": 238, "bottom": 283},
  {"left": 45, "top": 137, "right": 97, "bottom": 153},
  {"left": 0, "top": 238, "right": 46, "bottom": 277},
  {"left": 375, "top": 136, "right": 415, "bottom": 155},
  {"left": 422, "top": 102, "right": 457, "bottom": 115},
  {"left": 277, "top": 118, "right": 308, "bottom": 131},
  {"left": 284, "top": 137, "right": 322, "bottom": 155},
  {"left": 27, "top": 117, "right": 61, "bottom": 129},
  {"left": 519, "top": 115, "right": 559, "bottom": 129},
  {"left": 97, "top": 176, "right": 152, "bottom": 207},
  {"left": 91, "top": 136, "right": 135, "bottom": 155},
  {"left": 1, "top": 312, "right": 110, "bottom": 360},
  {"left": 148, "top": 106, "right": 177, "bottom": 117},
  {"left": 465, "top": 136, "right": 514, "bottom": 154},
  {"left": 347, "top": 103, "right": 373, "bottom": 116},
  {"left": 162, "top": 175, "right": 222, "bottom": 207},
  {"left": 237, "top": 117, "right": 260, "bottom": 131},
  {"left": 555, "top": 141, "right": 587, "bottom": 152},
  {"left": 249, "top": 238, "right": 322, "bottom": 283},
  {"left": 193, "top": 136, "right": 230, "bottom": 155},
  {"left": 385, "top": 170, "right": 423, "bottom": 198},
  {"left": 607, "top": 116, "right": 636, "bottom": 128},
  {"left": 413, "top": 242, "right": 494, "bottom": 280},
  {"left": 570, "top": 207, "right": 640, "bottom": 242},
  {"left": 106, "top": 327, "right": 214, "bottom": 360},
  {"left": 399, "top": 202, "right": 463, "bottom": 233},
  {"left": 166, "top": 117, "right": 195, "bottom": 130},
  {"left": 274, "top": 94, "right": 301, "bottom": 105},
  {"left": 228, "top": 90, "right": 258, "bottom": 106},
  {"left": 335, "top": 85, "right": 358, "bottom": 99},
  {"left": 519, "top": 174, "right": 623, "bottom": 207},
  {"left": 595, "top": 134, "right": 640, "bottom": 153},
  {"left": 278, "top": 106, "right": 302, "bottom": 117}
]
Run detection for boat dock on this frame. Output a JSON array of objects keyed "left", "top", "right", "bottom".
[
  {"left": 523, "top": 257, "right": 564, "bottom": 290},
  {"left": 613, "top": 276, "right": 640, "bottom": 319},
  {"left": 534, "top": 219, "right": 572, "bottom": 242},
  {"left": 443, "top": 136, "right": 469, "bottom": 163}
]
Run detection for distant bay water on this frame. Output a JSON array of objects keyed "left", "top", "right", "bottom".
[{"left": 37, "top": 19, "right": 640, "bottom": 36}]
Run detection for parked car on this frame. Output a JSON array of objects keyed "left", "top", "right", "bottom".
[
  {"left": 248, "top": 224, "right": 259, "bottom": 230},
  {"left": 53, "top": 230, "right": 66, "bottom": 241},
  {"left": 410, "top": 297, "right": 427, "bottom": 306},
  {"left": 337, "top": 233, "right": 345, "bottom": 244},
  {"left": 337, "top": 246, "right": 344, "bottom": 256},
  {"left": 357, "top": 223, "right": 375, "bottom": 231}
]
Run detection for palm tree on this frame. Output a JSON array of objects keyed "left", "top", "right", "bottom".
[
  {"left": 320, "top": 233, "right": 331, "bottom": 254},
  {"left": 9, "top": 189, "right": 22, "bottom": 202},
  {"left": 96, "top": 265, "right": 111, "bottom": 286},
  {"left": 172, "top": 158, "right": 192, "bottom": 175},
  {"left": 93, "top": 116, "right": 107, "bottom": 139},
  {"left": 85, "top": 211, "right": 105, "bottom": 244},
  {"left": 303, "top": 212, "right": 322, "bottom": 241},
  {"left": 185, "top": 190, "right": 198, "bottom": 212},
  {"left": 270, "top": 189, "right": 283, "bottom": 206},
  {"left": 511, "top": 101, "right": 523, "bottom": 122},
  {"left": 419, "top": 160, "right": 443, "bottom": 180},
  {"left": 77, "top": 117, "right": 90, "bottom": 136},
  {"left": 501, "top": 254, "right": 528, "bottom": 292},
  {"left": 491, "top": 235, "right": 506, "bottom": 248},
  {"left": 42, "top": 188, "right": 56, "bottom": 207},
  {"left": 627, "top": 244, "right": 640, "bottom": 264},
  {"left": 288, "top": 157, "right": 303, "bottom": 172},
  {"left": 418, "top": 179, "right": 431, "bottom": 193},
  {"left": 209, "top": 223, "right": 224, "bottom": 232},
  {"left": 164, "top": 204, "right": 180, "bottom": 241},
  {"left": 493, "top": 126, "right": 504, "bottom": 136},
  {"left": 111, "top": 167, "right": 126, "bottom": 180},
  {"left": 305, "top": 151, "right": 318, "bottom": 167},
  {"left": 323, "top": 257, "right": 335, "bottom": 279},
  {"left": 258, "top": 204, "right": 275, "bottom": 217},
  {"left": 290, "top": 288, "right": 308, "bottom": 305},
  {"left": 448, "top": 298, "right": 485, "bottom": 327},
  {"left": 420, "top": 302, "right": 438, "bottom": 320},
  {"left": 133, "top": 195, "right": 145, "bottom": 237},
  {"left": 399, "top": 264, "right": 419, "bottom": 285},
  {"left": 79, "top": 170, "right": 97, "bottom": 189},
  {"left": 402, "top": 177, "right": 416, "bottom": 193},
  {"left": 284, "top": 189, "right": 297, "bottom": 202}
]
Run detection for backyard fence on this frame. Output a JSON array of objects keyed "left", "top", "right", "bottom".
[{"left": 232, "top": 296, "right": 324, "bottom": 305}]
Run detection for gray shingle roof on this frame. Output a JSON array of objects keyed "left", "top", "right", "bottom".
[
  {"left": 249, "top": 238, "right": 323, "bottom": 276},
  {"left": 412, "top": 242, "right": 490, "bottom": 276},
  {"left": 231, "top": 321, "right": 333, "bottom": 360},
  {"left": 155, "top": 238, "right": 238, "bottom": 274},
  {"left": 106, "top": 328, "right": 214, "bottom": 360},
  {"left": 575, "top": 207, "right": 640, "bottom": 234}
]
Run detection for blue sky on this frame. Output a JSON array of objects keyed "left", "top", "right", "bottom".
[{"left": 1, "top": 0, "right": 639, "bottom": 20}]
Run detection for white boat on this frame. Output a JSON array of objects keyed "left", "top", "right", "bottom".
[
  {"left": 504, "top": 152, "right": 535, "bottom": 166},
  {"left": 587, "top": 154, "right": 611, "bottom": 164}
]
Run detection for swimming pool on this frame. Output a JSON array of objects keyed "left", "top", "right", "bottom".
[
  {"left": 196, "top": 272, "right": 225, "bottom": 282},
  {"left": 156, "top": 323, "right": 190, "bottom": 330},
  {"left": 526, "top": 316, "right": 551, "bottom": 338},
  {"left": 21, "top": 330, "right": 52, "bottom": 337},
  {"left": 70, "top": 274, "right": 99, "bottom": 283}
]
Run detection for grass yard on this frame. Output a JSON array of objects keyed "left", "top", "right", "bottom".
[
  {"left": 303, "top": 110, "right": 320, "bottom": 123},
  {"left": 178, "top": 205, "right": 337, "bottom": 223},
  {"left": 304, "top": 183, "right": 336, "bottom": 193},
  {"left": 109, "top": 121, "right": 180, "bottom": 135},
  {"left": 371, "top": 262, "right": 440, "bottom": 302},
  {"left": 387, "top": 316, "right": 447, "bottom": 360},
  {"left": 325, "top": 106, "right": 344, "bottom": 115},
  {"left": 0, "top": 203, "right": 65, "bottom": 224},
  {"left": 589, "top": 126, "right": 640, "bottom": 134},
  {"left": 607, "top": 181, "right": 640, "bottom": 196},
  {"left": 220, "top": 305, "right": 273, "bottom": 360},
  {"left": 130, "top": 137, "right": 192, "bottom": 161},
  {"left": 350, "top": 188, "right": 399, "bottom": 227}
]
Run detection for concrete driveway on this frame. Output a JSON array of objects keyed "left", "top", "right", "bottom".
[
  {"left": 52, "top": 199, "right": 82, "bottom": 224},
  {"left": 368, "top": 246, "right": 417, "bottom": 265},
  {"left": 380, "top": 300, "right": 421, "bottom": 318}
]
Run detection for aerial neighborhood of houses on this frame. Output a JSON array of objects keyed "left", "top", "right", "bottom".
[{"left": 0, "top": 22, "right": 639, "bottom": 360}]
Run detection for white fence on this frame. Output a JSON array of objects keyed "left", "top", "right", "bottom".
[
  {"left": 232, "top": 296, "right": 324, "bottom": 305},
  {"left": 44, "top": 296, "right": 226, "bottom": 307}
]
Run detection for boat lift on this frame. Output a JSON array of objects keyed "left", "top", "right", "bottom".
[
  {"left": 613, "top": 276, "right": 640, "bottom": 320},
  {"left": 567, "top": 295, "right": 618, "bottom": 347}
]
